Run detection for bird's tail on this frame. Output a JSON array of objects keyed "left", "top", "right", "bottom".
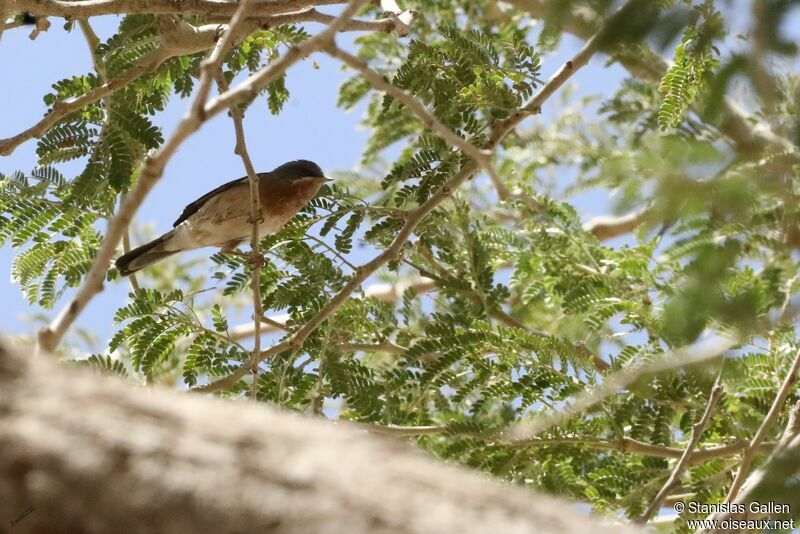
[{"left": 115, "top": 233, "right": 178, "bottom": 276}]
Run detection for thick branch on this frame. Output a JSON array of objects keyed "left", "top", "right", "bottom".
[
  {"left": 0, "top": 340, "right": 642, "bottom": 534},
  {"left": 12, "top": 0, "right": 344, "bottom": 18}
]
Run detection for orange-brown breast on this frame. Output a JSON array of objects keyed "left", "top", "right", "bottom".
[{"left": 259, "top": 177, "right": 323, "bottom": 221}]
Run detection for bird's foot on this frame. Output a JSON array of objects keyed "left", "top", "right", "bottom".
[{"left": 248, "top": 253, "right": 268, "bottom": 270}]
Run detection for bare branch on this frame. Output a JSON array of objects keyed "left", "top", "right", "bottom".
[
  {"left": 209, "top": 0, "right": 263, "bottom": 400},
  {"left": 639, "top": 379, "right": 724, "bottom": 524},
  {"left": 12, "top": 0, "right": 345, "bottom": 18},
  {"left": 723, "top": 347, "right": 800, "bottom": 501},
  {"left": 206, "top": 8, "right": 411, "bottom": 37},
  {"left": 585, "top": 207, "right": 649, "bottom": 241}
]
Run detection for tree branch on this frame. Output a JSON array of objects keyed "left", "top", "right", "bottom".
[
  {"left": 227, "top": 277, "right": 435, "bottom": 340},
  {"left": 699, "top": 399, "right": 800, "bottom": 532},
  {"left": 209, "top": 0, "right": 264, "bottom": 401},
  {"left": 37, "top": 0, "right": 260, "bottom": 352},
  {"left": 0, "top": 339, "right": 644, "bottom": 534},
  {"left": 639, "top": 379, "right": 724, "bottom": 524},
  {"left": 584, "top": 207, "right": 649, "bottom": 241},
  {"left": 194, "top": 10, "right": 605, "bottom": 394},
  {"left": 12, "top": 0, "right": 345, "bottom": 18},
  {"left": 369, "top": 424, "right": 775, "bottom": 464},
  {"left": 0, "top": 8, "right": 405, "bottom": 157},
  {"left": 723, "top": 347, "right": 800, "bottom": 501},
  {"left": 506, "top": 0, "right": 794, "bottom": 155},
  {"left": 0, "top": 44, "right": 168, "bottom": 156},
  {"left": 504, "top": 335, "right": 736, "bottom": 442},
  {"left": 78, "top": 17, "right": 143, "bottom": 293}
]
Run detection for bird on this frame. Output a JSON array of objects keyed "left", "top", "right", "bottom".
[{"left": 116, "top": 159, "right": 330, "bottom": 276}]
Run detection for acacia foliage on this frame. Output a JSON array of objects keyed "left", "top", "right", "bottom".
[{"left": 2, "top": 0, "right": 800, "bottom": 528}]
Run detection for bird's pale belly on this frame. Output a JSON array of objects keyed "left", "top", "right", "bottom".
[{"left": 168, "top": 212, "right": 293, "bottom": 251}]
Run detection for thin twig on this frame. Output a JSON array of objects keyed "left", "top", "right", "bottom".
[
  {"left": 0, "top": 9, "right": 397, "bottom": 157},
  {"left": 507, "top": 0, "right": 794, "bottom": 154},
  {"left": 0, "top": 45, "right": 168, "bottom": 156},
  {"left": 723, "top": 347, "right": 800, "bottom": 501},
  {"left": 340, "top": 341, "right": 407, "bottom": 354},
  {"left": 214, "top": 69, "right": 264, "bottom": 400},
  {"left": 504, "top": 336, "right": 736, "bottom": 442},
  {"left": 79, "top": 18, "right": 143, "bottom": 293},
  {"left": 412, "top": 246, "right": 609, "bottom": 372},
  {"left": 201, "top": 0, "right": 369, "bottom": 120},
  {"left": 698, "top": 399, "right": 800, "bottom": 533},
  {"left": 639, "top": 376, "right": 725, "bottom": 523},
  {"left": 37, "top": 0, "right": 258, "bottom": 352},
  {"left": 119, "top": 197, "right": 141, "bottom": 292},
  {"left": 324, "top": 44, "right": 505, "bottom": 198},
  {"left": 370, "top": 423, "right": 774, "bottom": 465},
  {"left": 227, "top": 277, "right": 436, "bottom": 340}
]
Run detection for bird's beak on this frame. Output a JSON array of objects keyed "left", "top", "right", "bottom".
[{"left": 323, "top": 176, "right": 334, "bottom": 183}]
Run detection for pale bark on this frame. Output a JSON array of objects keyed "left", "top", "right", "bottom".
[{"left": 0, "top": 340, "right": 640, "bottom": 534}]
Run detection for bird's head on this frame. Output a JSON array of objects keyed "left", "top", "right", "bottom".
[{"left": 271, "top": 160, "right": 332, "bottom": 184}]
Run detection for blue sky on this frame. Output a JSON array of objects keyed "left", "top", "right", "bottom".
[{"left": 2, "top": 4, "right": 792, "bottom": 347}]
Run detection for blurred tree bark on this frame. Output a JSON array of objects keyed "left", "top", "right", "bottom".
[{"left": 0, "top": 340, "right": 639, "bottom": 534}]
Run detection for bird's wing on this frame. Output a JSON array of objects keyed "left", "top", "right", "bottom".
[{"left": 172, "top": 176, "right": 250, "bottom": 227}]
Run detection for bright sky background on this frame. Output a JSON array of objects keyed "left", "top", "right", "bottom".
[{"left": 1, "top": 3, "right": 795, "bottom": 349}]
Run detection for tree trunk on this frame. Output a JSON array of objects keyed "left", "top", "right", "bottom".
[{"left": 0, "top": 341, "right": 638, "bottom": 534}]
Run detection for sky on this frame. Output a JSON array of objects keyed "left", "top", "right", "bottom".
[{"left": 1, "top": 3, "right": 794, "bottom": 348}]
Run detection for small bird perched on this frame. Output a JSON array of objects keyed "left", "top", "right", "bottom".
[{"left": 116, "top": 160, "right": 330, "bottom": 276}]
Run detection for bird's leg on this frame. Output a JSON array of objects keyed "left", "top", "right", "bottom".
[
  {"left": 219, "top": 242, "right": 268, "bottom": 270},
  {"left": 247, "top": 252, "right": 268, "bottom": 271}
]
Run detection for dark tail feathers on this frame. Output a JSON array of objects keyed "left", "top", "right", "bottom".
[{"left": 115, "top": 235, "right": 178, "bottom": 276}]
